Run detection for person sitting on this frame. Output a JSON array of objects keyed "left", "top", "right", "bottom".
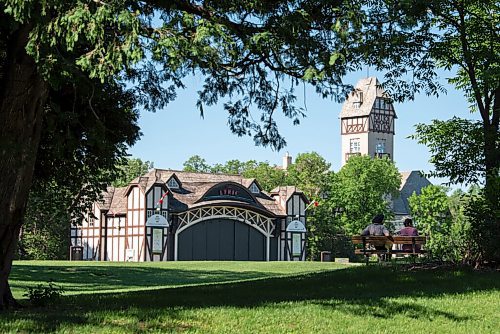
[
  {"left": 398, "top": 218, "right": 420, "bottom": 252},
  {"left": 361, "top": 214, "right": 392, "bottom": 252}
]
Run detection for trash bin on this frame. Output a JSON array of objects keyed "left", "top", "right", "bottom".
[
  {"left": 70, "top": 246, "right": 84, "bottom": 261},
  {"left": 320, "top": 251, "right": 332, "bottom": 262}
]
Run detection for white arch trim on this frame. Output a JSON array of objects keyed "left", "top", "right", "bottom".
[{"left": 174, "top": 206, "right": 275, "bottom": 261}]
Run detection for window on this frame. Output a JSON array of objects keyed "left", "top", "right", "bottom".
[
  {"left": 350, "top": 138, "right": 361, "bottom": 153},
  {"left": 375, "top": 139, "right": 386, "bottom": 153},
  {"left": 249, "top": 182, "right": 260, "bottom": 194},
  {"left": 167, "top": 178, "right": 179, "bottom": 189}
]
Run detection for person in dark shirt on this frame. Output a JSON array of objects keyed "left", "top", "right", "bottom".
[
  {"left": 398, "top": 218, "right": 420, "bottom": 252},
  {"left": 361, "top": 214, "right": 392, "bottom": 251}
]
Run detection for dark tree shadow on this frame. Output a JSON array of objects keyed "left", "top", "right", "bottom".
[{"left": 2, "top": 265, "right": 499, "bottom": 332}]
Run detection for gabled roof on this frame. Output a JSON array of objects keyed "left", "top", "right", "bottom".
[
  {"left": 166, "top": 173, "right": 182, "bottom": 188},
  {"left": 340, "top": 77, "right": 396, "bottom": 118},
  {"left": 107, "top": 187, "right": 128, "bottom": 215},
  {"left": 121, "top": 169, "right": 289, "bottom": 216},
  {"left": 96, "top": 186, "right": 115, "bottom": 210},
  {"left": 270, "top": 186, "right": 308, "bottom": 204},
  {"left": 393, "top": 171, "right": 432, "bottom": 215}
]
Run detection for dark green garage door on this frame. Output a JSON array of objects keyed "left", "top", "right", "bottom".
[{"left": 178, "top": 219, "right": 265, "bottom": 261}]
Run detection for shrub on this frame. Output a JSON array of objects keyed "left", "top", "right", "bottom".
[{"left": 23, "top": 281, "right": 64, "bottom": 307}]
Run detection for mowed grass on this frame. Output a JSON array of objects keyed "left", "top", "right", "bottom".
[
  {"left": 2, "top": 261, "right": 499, "bottom": 334},
  {"left": 9, "top": 260, "right": 347, "bottom": 299}
]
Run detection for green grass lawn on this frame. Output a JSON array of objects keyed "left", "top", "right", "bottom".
[
  {"left": 9, "top": 260, "right": 348, "bottom": 298},
  {"left": 2, "top": 261, "right": 499, "bottom": 334}
]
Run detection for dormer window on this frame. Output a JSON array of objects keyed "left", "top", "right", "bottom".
[
  {"left": 167, "top": 178, "right": 179, "bottom": 189},
  {"left": 249, "top": 182, "right": 260, "bottom": 194}
]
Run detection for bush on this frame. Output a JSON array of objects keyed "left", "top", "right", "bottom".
[
  {"left": 23, "top": 281, "right": 64, "bottom": 307},
  {"left": 465, "top": 193, "right": 500, "bottom": 266}
]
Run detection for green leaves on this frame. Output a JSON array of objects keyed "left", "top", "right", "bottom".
[
  {"left": 411, "top": 117, "right": 485, "bottom": 185},
  {"left": 409, "top": 185, "right": 454, "bottom": 261},
  {"left": 112, "top": 158, "right": 154, "bottom": 187},
  {"left": 331, "top": 155, "right": 401, "bottom": 235}
]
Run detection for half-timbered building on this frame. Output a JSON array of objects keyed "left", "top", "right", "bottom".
[
  {"left": 340, "top": 77, "right": 433, "bottom": 228},
  {"left": 71, "top": 170, "right": 308, "bottom": 262},
  {"left": 340, "top": 77, "right": 397, "bottom": 166}
]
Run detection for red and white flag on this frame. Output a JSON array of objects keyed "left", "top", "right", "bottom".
[{"left": 155, "top": 191, "right": 169, "bottom": 211}]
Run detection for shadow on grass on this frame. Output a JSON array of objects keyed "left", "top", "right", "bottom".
[
  {"left": 9, "top": 264, "right": 279, "bottom": 294},
  {"left": 3, "top": 265, "right": 499, "bottom": 332}
]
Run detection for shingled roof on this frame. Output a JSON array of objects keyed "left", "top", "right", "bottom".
[
  {"left": 99, "top": 186, "right": 128, "bottom": 215},
  {"left": 97, "top": 186, "right": 115, "bottom": 210},
  {"left": 125, "top": 169, "right": 291, "bottom": 216},
  {"left": 392, "top": 171, "right": 432, "bottom": 215},
  {"left": 340, "top": 77, "right": 396, "bottom": 118}
]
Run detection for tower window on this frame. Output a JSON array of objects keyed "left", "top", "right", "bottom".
[
  {"left": 376, "top": 139, "right": 386, "bottom": 153},
  {"left": 350, "top": 139, "right": 361, "bottom": 153}
]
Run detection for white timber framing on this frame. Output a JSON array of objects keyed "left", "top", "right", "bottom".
[
  {"left": 126, "top": 186, "right": 146, "bottom": 262},
  {"left": 145, "top": 184, "right": 169, "bottom": 261},
  {"left": 284, "top": 194, "right": 307, "bottom": 261},
  {"left": 70, "top": 203, "right": 102, "bottom": 260},
  {"left": 174, "top": 206, "right": 275, "bottom": 261}
]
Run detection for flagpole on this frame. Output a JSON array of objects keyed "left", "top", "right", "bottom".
[{"left": 304, "top": 200, "right": 319, "bottom": 213}]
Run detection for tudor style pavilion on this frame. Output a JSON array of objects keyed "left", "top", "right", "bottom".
[
  {"left": 72, "top": 76, "right": 432, "bottom": 262},
  {"left": 71, "top": 170, "right": 308, "bottom": 262}
]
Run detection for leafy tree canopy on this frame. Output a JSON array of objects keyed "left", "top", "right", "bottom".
[
  {"left": 242, "top": 162, "right": 287, "bottom": 192},
  {"left": 411, "top": 118, "right": 485, "bottom": 186},
  {"left": 286, "top": 152, "right": 332, "bottom": 199},
  {"left": 182, "top": 155, "right": 212, "bottom": 173},
  {"left": 404, "top": 0, "right": 499, "bottom": 213},
  {"left": 331, "top": 155, "right": 401, "bottom": 235},
  {"left": 409, "top": 185, "right": 455, "bottom": 261},
  {"left": 112, "top": 158, "right": 154, "bottom": 187}
]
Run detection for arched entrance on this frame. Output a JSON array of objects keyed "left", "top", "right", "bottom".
[
  {"left": 174, "top": 206, "right": 275, "bottom": 261},
  {"left": 177, "top": 218, "right": 265, "bottom": 261}
]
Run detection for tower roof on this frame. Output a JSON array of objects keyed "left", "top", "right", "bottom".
[{"left": 340, "top": 77, "right": 395, "bottom": 118}]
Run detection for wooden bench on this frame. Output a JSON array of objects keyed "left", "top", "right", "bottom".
[{"left": 351, "top": 235, "right": 427, "bottom": 262}]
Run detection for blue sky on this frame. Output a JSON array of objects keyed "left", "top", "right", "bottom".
[{"left": 128, "top": 70, "right": 479, "bottom": 187}]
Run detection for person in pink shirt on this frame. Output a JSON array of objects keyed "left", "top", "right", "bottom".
[{"left": 399, "top": 218, "right": 420, "bottom": 252}]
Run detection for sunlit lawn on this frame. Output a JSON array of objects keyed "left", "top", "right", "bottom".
[
  {"left": 9, "top": 260, "right": 347, "bottom": 298},
  {"left": 2, "top": 261, "right": 499, "bottom": 333}
]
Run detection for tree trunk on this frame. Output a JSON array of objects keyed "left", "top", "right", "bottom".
[
  {"left": 483, "top": 87, "right": 500, "bottom": 217},
  {"left": 483, "top": 123, "right": 500, "bottom": 215},
  {"left": 0, "top": 24, "right": 48, "bottom": 310}
]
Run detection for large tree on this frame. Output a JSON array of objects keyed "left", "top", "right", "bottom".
[
  {"left": 0, "top": 0, "right": 492, "bottom": 308},
  {"left": 408, "top": 1, "right": 499, "bottom": 212},
  {"left": 242, "top": 162, "right": 287, "bottom": 192},
  {"left": 404, "top": 1, "right": 499, "bottom": 264},
  {"left": 183, "top": 155, "right": 212, "bottom": 173},
  {"left": 331, "top": 155, "right": 401, "bottom": 235},
  {"left": 0, "top": 0, "right": 347, "bottom": 307}
]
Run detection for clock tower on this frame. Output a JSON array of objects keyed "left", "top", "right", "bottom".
[{"left": 340, "top": 77, "right": 397, "bottom": 166}]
